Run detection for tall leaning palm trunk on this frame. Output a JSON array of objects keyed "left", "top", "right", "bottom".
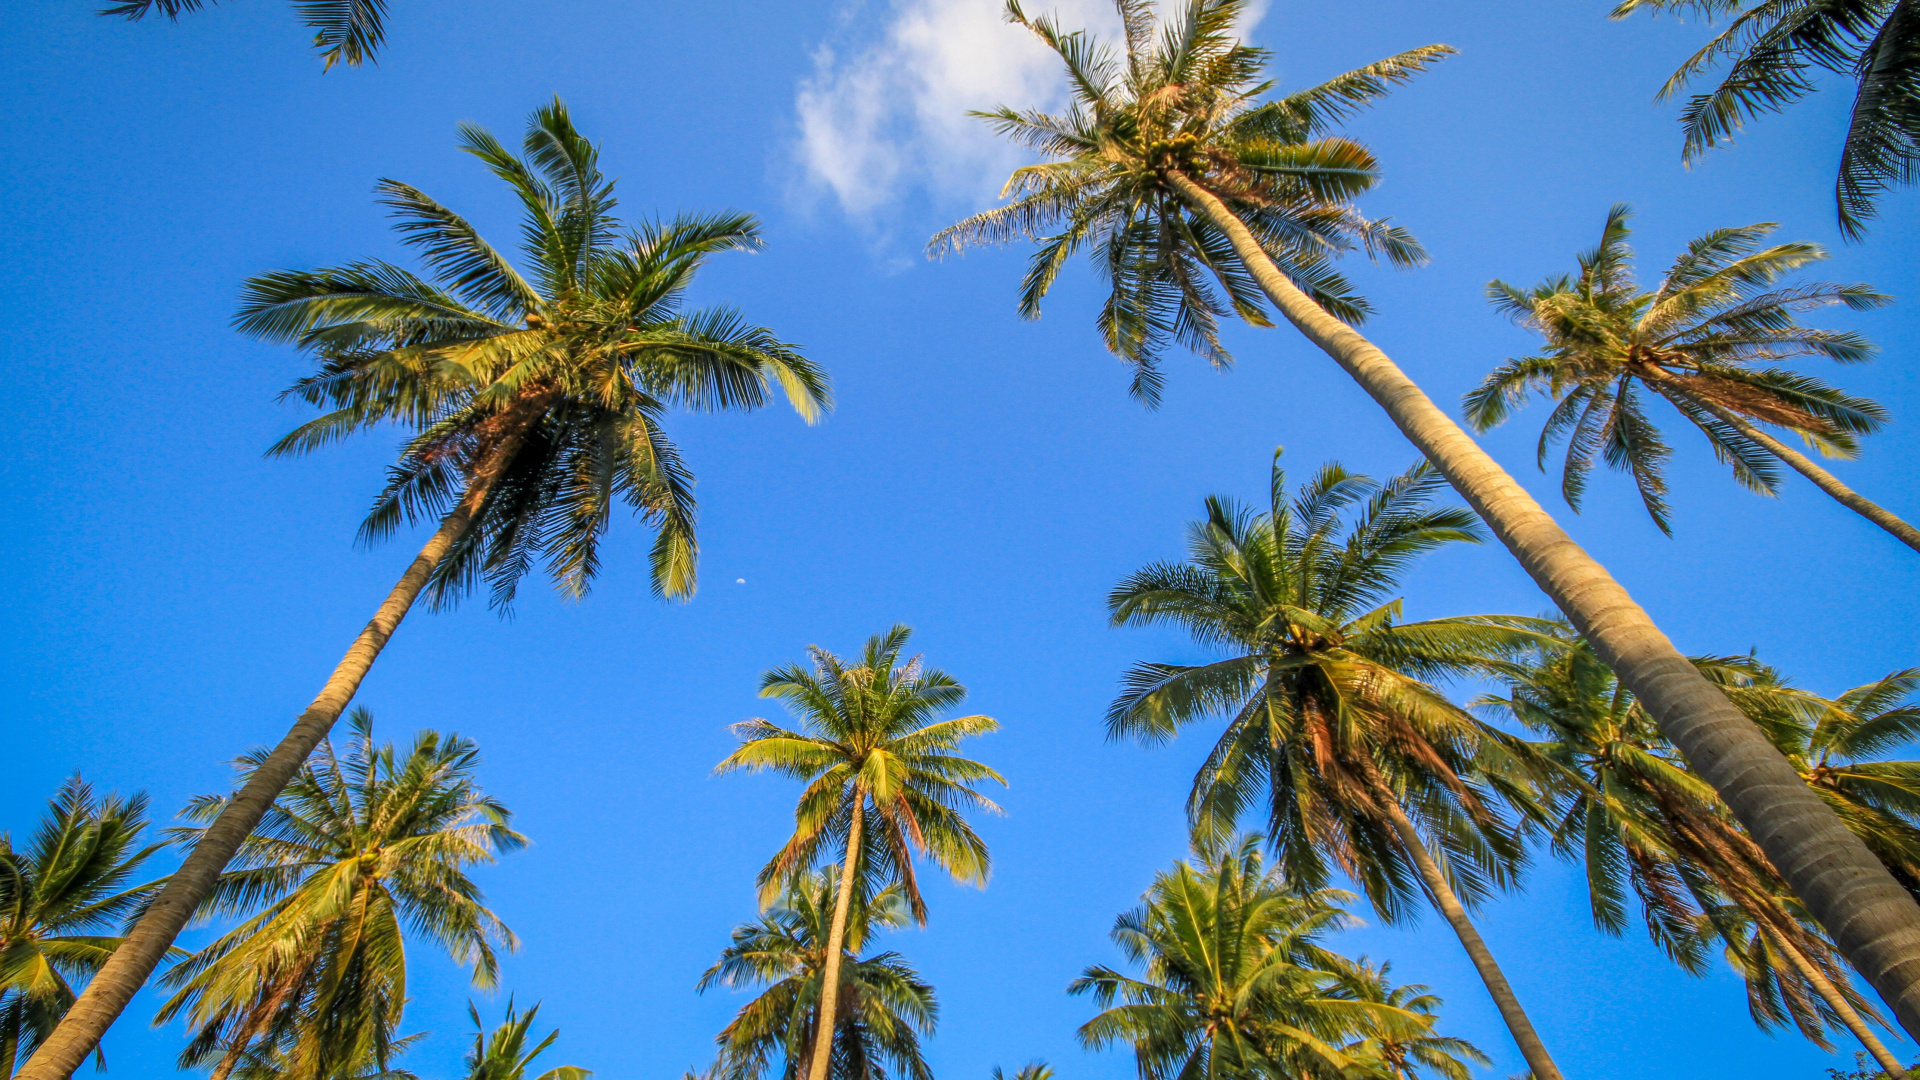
[
  {"left": 807, "top": 798, "right": 864, "bottom": 1080},
  {"left": 1677, "top": 799, "right": 1909, "bottom": 1075},
  {"left": 1729, "top": 874, "right": 1907, "bottom": 1074},
  {"left": 19, "top": 423, "right": 527, "bottom": 1080},
  {"left": 935, "top": 0, "right": 1920, "bottom": 1041},
  {"left": 21, "top": 101, "right": 827, "bottom": 1080},
  {"left": 1485, "top": 637, "right": 1911, "bottom": 1073},
  {"left": 1169, "top": 170, "right": 1920, "bottom": 1036}
]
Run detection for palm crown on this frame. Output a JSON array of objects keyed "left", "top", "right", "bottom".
[
  {"left": 1327, "top": 960, "right": 1488, "bottom": 1080},
  {"left": 697, "top": 873, "right": 935, "bottom": 1080},
  {"left": 461, "top": 1002, "right": 587, "bottom": 1080},
  {"left": 236, "top": 98, "right": 828, "bottom": 606},
  {"left": 1072, "top": 836, "right": 1431, "bottom": 1080},
  {"left": 717, "top": 626, "right": 1004, "bottom": 919},
  {"left": 157, "top": 710, "right": 524, "bottom": 1080},
  {"left": 929, "top": 0, "right": 1442, "bottom": 404},
  {"left": 1108, "top": 452, "right": 1543, "bottom": 921},
  {"left": 0, "top": 780, "right": 164, "bottom": 1076},
  {"left": 1464, "top": 205, "right": 1890, "bottom": 534}
]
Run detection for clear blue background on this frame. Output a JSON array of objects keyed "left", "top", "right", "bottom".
[{"left": 4, "top": 1, "right": 1918, "bottom": 1078}]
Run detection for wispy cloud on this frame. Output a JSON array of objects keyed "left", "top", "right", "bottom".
[
  {"left": 793, "top": 0, "right": 1120, "bottom": 221},
  {"left": 793, "top": 1, "right": 1271, "bottom": 226}
]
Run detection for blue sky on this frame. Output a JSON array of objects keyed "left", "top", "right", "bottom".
[{"left": 4, "top": 1, "right": 1918, "bottom": 1079}]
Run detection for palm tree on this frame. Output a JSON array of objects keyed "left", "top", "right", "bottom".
[
  {"left": 697, "top": 873, "right": 935, "bottom": 1080},
  {"left": 1464, "top": 205, "right": 1915, "bottom": 550},
  {"left": 0, "top": 780, "right": 165, "bottom": 1079},
  {"left": 930, "top": 0, "right": 1920, "bottom": 1039},
  {"left": 1327, "top": 960, "right": 1489, "bottom": 1080},
  {"left": 154, "top": 709, "right": 523, "bottom": 1080},
  {"left": 1610, "top": 0, "right": 1920, "bottom": 237},
  {"left": 1105, "top": 450, "right": 1560, "bottom": 1079},
  {"left": 715, "top": 626, "right": 1000, "bottom": 1080},
  {"left": 1476, "top": 629, "right": 1911, "bottom": 1076},
  {"left": 1071, "top": 835, "right": 1428, "bottom": 1080},
  {"left": 100, "top": 0, "right": 393, "bottom": 71},
  {"left": 461, "top": 1001, "right": 587, "bottom": 1080},
  {"left": 19, "top": 100, "right": 828, "bottom": 1080},
  {"left": 933, "top": 6, "right": 1438, "bottom": 406},
  {"left": 989, "top": 1063, "right": 1052, "bottom": 1080}
]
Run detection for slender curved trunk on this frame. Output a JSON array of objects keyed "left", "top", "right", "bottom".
[
  {"left": 1769, "top": 923, "right": 1910, "bottom": 1077},
  {"left": 1357, "top": 767, "right": 1563, "bottom": 1080},
  {"left": 1166, "top": 170, "right": 1920, "bottom": 1040},
  {"left": 17, "top": 419, "right": 536, "bottom": 1080},
  {"left": 1687, "top": 392, "right": 1920, "bottom": 554},
  {"left": 807, "top": 797, "right": 864, "bottom": 1080}
]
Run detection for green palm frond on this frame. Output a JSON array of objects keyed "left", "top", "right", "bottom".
[
  {"left": 461, "top": 1001, "right": 587, "bottom": 1080},
  {"left": 156, "top": 710, "right": 522, "bottom": 1080},
  {"left": 931, "top": 0, "right": 1445, "bottom": 405},
  {"left": 699, "top": 874, "right": 934, "bottom": 1080},
  {"left": 1467, "top": 205, "right": 1892, "bottom": 532},
  {"left": 1615, "top": 0, "right": 1920, "bottom": 235},
  {"left": 1075, "top": 839, "right": 1468, "bottom": 1080},
  {"left": 99, "top": 0, "right": 392, "bottom": 69},
  {"left": 1109, "top": 448, "right": 1550, "bottom": 924},
  {"left": 0, "top": 780, "right": 166, "bottom": 1077},
  {"left": 241, "top": 100, "right": 828, "bottom": 607},
  {"left": 719, "top": 627, "right": 1003, "bottom": 919}
]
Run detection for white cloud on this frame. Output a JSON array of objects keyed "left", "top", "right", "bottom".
[
  {"left": 794, "top": 0, "right": 1116, "bottom": 219},
  {"left": 793, "top": 0, "right": 1271, "bottom": 222}
]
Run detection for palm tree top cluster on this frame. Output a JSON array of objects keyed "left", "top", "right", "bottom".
[{"left": 15, "top": 1, "right": 1920, "bottom": 1080}]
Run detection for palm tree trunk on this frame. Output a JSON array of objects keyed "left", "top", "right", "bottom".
[
  {"left": 1687, "top": 393, "right": 1920, "bottom": 554},
  {"left": 806, "top": 797, "right": 864, "bottom": 1080},
  {"left": 1769, "top": 923, "right": 1910, "bottom": 1077},
  {"left": 1357, "top": 767, "right": 1563, "bottom": 1080},
  {"left": 1165, "top": 169, "right": 1920, "bottom": 1040},
  {"left": 16, "top": 418, "right": 537, "bottom": 1080}
]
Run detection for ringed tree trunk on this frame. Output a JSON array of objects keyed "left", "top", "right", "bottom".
[
  {"left": 1680, "top": 389, "right": 1920, "bottom": 555},
  {"left": 1165, "top": 169, "right": 1920, "bottom": 1040},
  {"left": 17, "top": 413, "right": 539, "bottom": 1080},
  {"left": 1356, "top": 765, "right": 1565, "bottom": 1080},
  {"left": 806, "top": 795, "right": 865, "bottom": 1080}
]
